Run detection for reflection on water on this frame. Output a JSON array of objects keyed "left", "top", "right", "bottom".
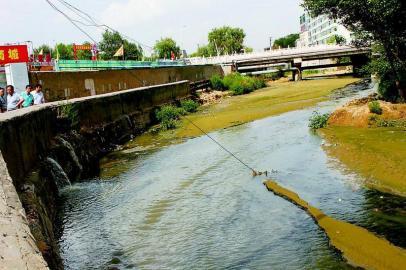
[{"left": 58, "top": 81, "right": 405, "bottom": 270}]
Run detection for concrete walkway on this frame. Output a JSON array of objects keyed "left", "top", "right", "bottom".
[{"left": 0, "top": 153, "right": 48, "bottom": 270}]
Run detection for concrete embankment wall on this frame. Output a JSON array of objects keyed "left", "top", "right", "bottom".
[
  {"left": 29, "top": 65, "right": 222, "bottom": 102},
  {"left": 0, "top": 153, "right": 48, "bottom": 270},
  {"left": 0, "top": 81, "right": 191, "bottom": 269},
  {"left": 0, "top": 81, "right": 190, "bottom": 186}
]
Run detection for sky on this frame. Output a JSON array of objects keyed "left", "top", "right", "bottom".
[{"left": 1, "top": 0, "right": 303, "bottom": 54}]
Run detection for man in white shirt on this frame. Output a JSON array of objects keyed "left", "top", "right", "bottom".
[
  {"left": 33, "top": 84, "right": 45, "bottom": 105},
  {"left": 6, "top": 85, "right": 21, "bottom": 111}
]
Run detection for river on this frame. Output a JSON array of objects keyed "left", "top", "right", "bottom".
[{"left": 57, "top": 80, "right": 406, "bottom": 270}]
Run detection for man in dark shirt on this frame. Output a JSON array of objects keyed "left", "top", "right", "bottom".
[{"left": 0, "top": 87, "right": 6, "bottom": 113}]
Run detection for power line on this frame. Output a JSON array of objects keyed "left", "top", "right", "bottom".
[
  {"left": 181, "top": 115, "right": 257, "bottom": 173},
  {"left": 45, "top": 0, "right": 97, "bottom": 43},
  {"left": 56, "top": 0, "right": 98, "bottom": 25},
  {"left": 48, "top": 0, "right": 154, "bottom": 51}
]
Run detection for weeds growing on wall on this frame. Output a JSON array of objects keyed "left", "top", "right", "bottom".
[
  {"left": 59, "top": 102, "right": 80, "bottom": 128},
  {"left": 309, "top": 112, "right": 330, "bottom": 130},
  {"left": 210, "top": 73, "right": 266, "bottom": 95}
]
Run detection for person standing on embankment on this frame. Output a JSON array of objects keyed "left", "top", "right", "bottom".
[
  {"left": 0, "top": 87, "right": 6, "bottom": 112},
  {"left": 33, "top": 84, "right": 45, "bottom": 105}
]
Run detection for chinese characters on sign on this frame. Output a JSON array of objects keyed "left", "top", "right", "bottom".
[
  {"left": 73, "top": 43, "right": 98, "bottom": 60},
  {"left": 0, "top": 45, "right": 29, "bottom": 66}
]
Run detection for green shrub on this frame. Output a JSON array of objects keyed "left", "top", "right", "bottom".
[
  {"left": 253, "top": 77, "right": 267, "bottom": 89},
  {"left": 368, "top": 114, "right": 379, "bottom": 126},
  {"left": 308, "top": 112, "right": 330, "bottom": 130},
  {"left": 222, "top": 73, "right": 242, "bottom": 89},
  {"left": 230, "top": 82, "right": 246, "bottom": 95},
  {"left": 368, "top": 101, "right": 383, "bottom": 115},
  {"left": 210, "top": 75, "right": 224, "bottom": 90},
  {"left": 156, "top": 105, "right": 182, "bottom": 130},
  {"left": 220, "top": 73, "right": 266, "bottom": 95},
  {"left": 180, "top": 99, "right": 199, "bottom": 113},
  {"left": 376, "top": 119, "right": 406, "bottom": 128}
]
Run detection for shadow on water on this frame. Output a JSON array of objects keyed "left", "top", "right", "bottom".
[
  {"left": 358, "top": 189, "right": 406, "bottom": 248},
  {"left": 56, "top": 79, "right": 405, "bottom": 270}
]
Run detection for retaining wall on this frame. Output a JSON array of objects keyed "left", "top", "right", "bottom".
[{"left": 29, "top": 65, "right": 222, "bottom": 102}]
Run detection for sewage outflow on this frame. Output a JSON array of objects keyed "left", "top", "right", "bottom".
[{"left": 57, "top": 81, "right": 406, "bottom": 270}]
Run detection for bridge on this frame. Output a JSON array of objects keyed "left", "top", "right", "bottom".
[{"left": 185, "top": 45, "right": 371, "bottom": 80}]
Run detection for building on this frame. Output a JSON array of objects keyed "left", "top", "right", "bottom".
[{"left": 297, "top": 12, "right": 353, "bottom": 47}]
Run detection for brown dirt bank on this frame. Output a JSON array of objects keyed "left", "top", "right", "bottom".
[
  {"left": 328, "top": 98, "right": 406, "bottom": 128},
  {"left": 264, "top": 180, "right": 406, "bottom": 270}
]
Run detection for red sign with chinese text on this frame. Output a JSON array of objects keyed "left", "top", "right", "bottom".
[
  {"left": 73, "top": 44, "right": 92, "bottom": 51},
  {"left": 0, "top": 45, "right": 29, "bottom": 66}
]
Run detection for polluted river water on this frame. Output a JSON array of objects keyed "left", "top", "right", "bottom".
[{"left": 57, "top": 80, "right": 406, "bottom": 269}]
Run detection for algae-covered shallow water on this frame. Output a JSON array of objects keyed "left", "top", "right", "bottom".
[{"left": 57, "top": 80, "right": 406, "bottom": 270}]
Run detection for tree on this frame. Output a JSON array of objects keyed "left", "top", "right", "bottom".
[
  {"left": 272, "top": 33, "right": 300, "bottom": 49},
  {"left": 76, "top": 41, "right": 93, "bottom": 60},
  {"left": 34, "top": 45, "right": 53, "bottom": 56},
  {"left": 326, "top": 35, "right": 346, "bottom": 45},
  {"left": 303, "top": 0, "right": 406, "bottom": 100},
  {"left": 55, "top": 43, "right": 73, "bottom": 60},
  {"left": 190, "top": 45, "right": 214, "bottom": 57},
  {"left": 244, "top": 47, "right": 254, "bottom": 53},
  {"left": 208, "top": 26, "right": 246, "bottom": 55},
  {"left": 154, "top": 38, "right": 181, "bottom": 59},
  {"left": 98, "top": 30, "right": 143, "bottom": 60}
]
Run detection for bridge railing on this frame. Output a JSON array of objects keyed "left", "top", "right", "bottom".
[{"left": 185, "top": 44, "right": 360, "bottom": 65}]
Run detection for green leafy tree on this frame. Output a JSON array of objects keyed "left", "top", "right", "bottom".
[
  {"left": 34, "top": 45, "right": 54, "bottom": 56},
  {"left": 154, "top": 38, "right": 181, "bottom": 59},
  {"left": 326, "top": 35, "right": 346, "bottom": 45},
  {"left": 303, "top": 0, "right": 406, "bottom": 100},
  {"left": 190, "top": 45, "right": 214, "bottom": 57},
  {"left": 76, "top": 41, "right": 93, "bottom": 60},
  {"left": 55, "top": 43, "right": 73, "bottom": 60},
  {"left": 99, "top": 30, "right": 143, "bottom": 60},
  {"left": 244, "top": 47, "right": 254, "bottom": 53},
  {"left": 272, "top": 33, "right": 300, "bottom": 49},
  {"left": 208, "top": 26, "right": 246, "bottom": 55}
]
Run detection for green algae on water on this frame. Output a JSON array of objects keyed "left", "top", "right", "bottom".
[{"left": 264, "top": 180, "right": 406, "bottom": 270}]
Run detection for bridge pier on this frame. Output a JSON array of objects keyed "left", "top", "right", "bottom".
[{"left": 292, "top": 65, "right": 303, "bottom": 81}]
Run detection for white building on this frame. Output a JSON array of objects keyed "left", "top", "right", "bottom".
[{"left": 297, "top": 13, "right": 353, "bottom": 47}]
